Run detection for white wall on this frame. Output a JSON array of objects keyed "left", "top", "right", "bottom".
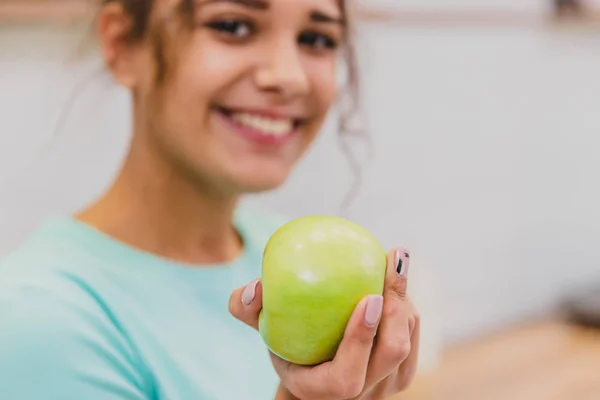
[{"left": 2, "top": 18, "right": 600, "bottom": 348}]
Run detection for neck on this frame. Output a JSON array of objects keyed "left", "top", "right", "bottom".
[{"left": 78, "top": 138, "right": 243, "bottom": 266}]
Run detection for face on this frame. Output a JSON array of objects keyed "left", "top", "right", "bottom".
[{"left": 100, "top": 0, "right": 344, "bottom": 194}]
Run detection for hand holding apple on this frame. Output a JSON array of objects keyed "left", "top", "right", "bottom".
[{"left": 229, "top": 217, "right": 420, "bottom": 399}]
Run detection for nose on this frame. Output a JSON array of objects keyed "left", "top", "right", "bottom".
[{"left": 255, "top": 39, "right": 310, "bottom": 99}]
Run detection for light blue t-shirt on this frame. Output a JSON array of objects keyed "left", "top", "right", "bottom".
[{"left": 0, "top": 207, "right": 285, "bottom": 400}]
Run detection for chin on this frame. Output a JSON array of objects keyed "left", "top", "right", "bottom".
[
  {"left": 231, "top": 171, "right": 291, "bottom": 194},
  {"left": 237, "top": 178, "right": 288, "bottom": 194},
  {"left": 214, "top": 157, "right": 295, "bottom": 193}
]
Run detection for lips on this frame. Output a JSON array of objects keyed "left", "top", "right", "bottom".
[
  {"left": 215, "top": 106, "right": 304, "bottom": 142},
  {"left": 230, "top": 112, "right": 294, "bottom": 137}
]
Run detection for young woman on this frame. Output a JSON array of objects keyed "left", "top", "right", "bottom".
[{"left": 0, "top": 0, "right": 420, "bottom": 399}]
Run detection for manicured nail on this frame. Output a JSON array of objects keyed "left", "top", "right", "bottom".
[
  {"left": 396, "top": 249, "right": 411, "bottom": 277},
  {"left": 364, "top": 295, "right": 384, "bottom": 328},
  {"left": 242, "top": 280, "right": 259, "bottom": 306}
]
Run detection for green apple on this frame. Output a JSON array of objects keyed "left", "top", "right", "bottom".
[{"left": 258, "top": 215, "right": 387, "bottom": 366}]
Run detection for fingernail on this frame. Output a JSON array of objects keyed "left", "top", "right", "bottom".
[
  {"left": 396, "top": 249, "right": 411, "bottom": 277},
  {"left": 364, "top": 295, "right": 384, "bottom": 328},
  {"left": 241, "top": 279, "right": 259, "bottom": 306}
]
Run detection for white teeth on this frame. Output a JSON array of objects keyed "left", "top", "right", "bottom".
[{"left": 231, "top": 113, "right": 294, "bottom": 136}]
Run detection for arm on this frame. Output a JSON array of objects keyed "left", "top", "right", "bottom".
[{"left": 0, "top": 286, "right": 150, "bottom": 399}]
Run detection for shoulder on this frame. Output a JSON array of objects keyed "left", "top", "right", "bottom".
[
  {"left": 0, "top": 240, "right": 140, "bottom": 365},
  {"left": 0, "top": 216, "right": 93, "bottom": 279},
  {"left": 0, "top": 255, "right": 150, "bottom": 398},
  {"left": 0, "top": 218, "right": 150, "bottom": 394}
]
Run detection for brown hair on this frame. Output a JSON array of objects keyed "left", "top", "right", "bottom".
[{"left": 93, "top": 0, "right": 364, "bottom": 211}]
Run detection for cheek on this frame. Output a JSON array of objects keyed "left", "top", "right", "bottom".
[
  {"left": 171, "top": 36, "right": 254, "bottom": 104},
  {"left": 308, "top": 60, "right": 338, "bottom": 114}
]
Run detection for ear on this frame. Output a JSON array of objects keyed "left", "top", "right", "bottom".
[{"left": 97, "top": 2, "right": 139, "bottom": 88}]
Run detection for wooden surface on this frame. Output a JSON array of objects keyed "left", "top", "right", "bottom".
[{"left": 394, "top": 321, "right": 600, "bottom": 400}]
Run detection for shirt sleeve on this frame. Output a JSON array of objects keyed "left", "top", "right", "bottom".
[{"left": 0, "top": 284, "right": 151, "bottom": 400}]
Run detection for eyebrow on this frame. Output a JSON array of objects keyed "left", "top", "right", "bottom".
[
  {"left": 311, "top": 11, "right": 345, "bottom": 26},
  {"left": 199, "top": 0, "right": 345, "bottom": 25},
  {"left": 199, "top": 0, "right": 268, "bottom": 10}
]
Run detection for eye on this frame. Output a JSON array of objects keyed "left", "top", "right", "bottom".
[
  {"left": 205, "top": 19, "right": 253, "bottom": 38},
  {"left": 299, "top": 32, "right": 338, "bottom": 51}
]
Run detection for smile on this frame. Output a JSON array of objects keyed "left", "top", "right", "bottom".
[{"left": 215, "top": 106, "right": 303, "bottom": 145}]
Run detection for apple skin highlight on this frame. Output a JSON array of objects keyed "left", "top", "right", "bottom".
[{"left": 258, "top": 216, "right": 387, "bottom": 366}]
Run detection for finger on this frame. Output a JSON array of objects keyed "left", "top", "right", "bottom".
[
  {"left": 228, "top": 279, "right": 262, "bottom": 330},
  {"left": 395, "top": 309, "right": 421, "bottom": 391},
  {"left": 387, "top": 247, "right": 411, "bottom": 300},
  {"left": 362, "top": 249, "right": 414, "bottom": 391},
  {"left": 275, "top": 295, "right": 383, "bottom": 400}
]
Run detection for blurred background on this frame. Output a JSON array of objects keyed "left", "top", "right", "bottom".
[{"left": 2, "top": 0, "right": 600, "bottom": 398}]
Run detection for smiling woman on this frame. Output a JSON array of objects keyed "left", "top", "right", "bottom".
[
  {"left": 90, "top": 0, "right": 358, "bottom": 196},
  {"left": 0, "top": 0, "right": 420, "bottom": 399}
]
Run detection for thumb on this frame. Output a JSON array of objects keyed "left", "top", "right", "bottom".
[
  {"left": 385, "top": 247, "right": 411, "bottom": 300},
  {"left": 229, "top": 279, "right": 262, "bottom": 330}
]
